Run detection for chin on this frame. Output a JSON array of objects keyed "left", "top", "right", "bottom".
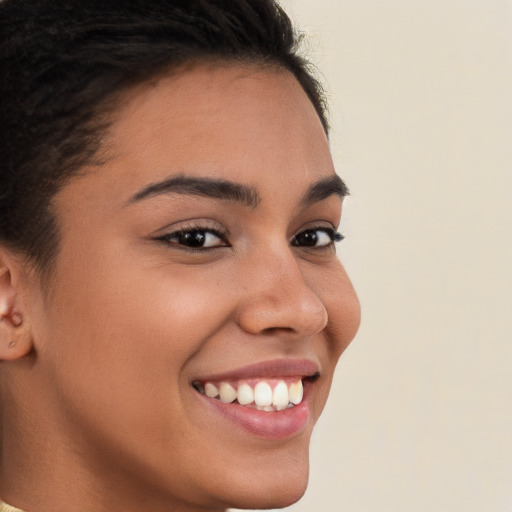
[
  {"left": 225, "top": 472, "right": 309, "bottom": 510},
  {"left": 211, "top": 446, "right": 310, "bottom": 510}
]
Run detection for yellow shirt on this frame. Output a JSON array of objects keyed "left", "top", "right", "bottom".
[{"left": 0, "top": 502, "right": 27, "bottom": 512}]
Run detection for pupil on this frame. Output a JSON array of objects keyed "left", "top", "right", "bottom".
[
  {"left": 180, "top": 231, "right": 205, "bottom": 247},
  {"left": 297, "top": 231, "right": 317, "bottom": 246}
]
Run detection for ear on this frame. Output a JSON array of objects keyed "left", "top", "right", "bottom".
[{"left": 0, "top": 250, "right": 34, "bottom": 360}]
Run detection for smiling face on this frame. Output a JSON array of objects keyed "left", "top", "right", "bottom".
[{"left": 12, "top": 64, "right": 360, "bottom": 511}]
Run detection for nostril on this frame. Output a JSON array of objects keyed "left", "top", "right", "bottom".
[
  {"left": 261, "top": 326, "right": 295, "bottom": 335},
  {"left": 237, "top": 299, "right": 328, "bottom": 337}
]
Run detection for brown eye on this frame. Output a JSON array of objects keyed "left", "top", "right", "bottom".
[
  {"left": 177, "top": 230, "right": 208, "bottom": 247},
  {"left": 157, "top": 228, "right": 229, "bottom": 249},
  {"left": 292, "top": 228, "right": 343, "bottom": 248}
]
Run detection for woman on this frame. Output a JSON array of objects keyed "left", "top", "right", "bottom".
[{"left": 0, "top": 1, "right": 360, "bottom": 511}]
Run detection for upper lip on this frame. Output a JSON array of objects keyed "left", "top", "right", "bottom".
[{"left": 193, "top": 358, "right": 320, "bottom": 383}]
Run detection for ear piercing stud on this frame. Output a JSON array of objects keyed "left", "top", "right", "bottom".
[
  {"left": 10, "top": 312, "right": 23, "bottom": 327},
  {"left": 0, "top": 309, "right": 23, "bottom": 327}
]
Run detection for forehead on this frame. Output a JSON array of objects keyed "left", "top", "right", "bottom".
[{"left": 58, "top": 63, "right": 335, "bottom": 215}]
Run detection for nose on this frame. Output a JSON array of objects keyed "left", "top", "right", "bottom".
[{"left": 236, "top": 248, "right": 328, "bottom": 338}]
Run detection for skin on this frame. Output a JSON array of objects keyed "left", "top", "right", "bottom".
[{"left": 0, "top": 63, "right": 360, "bottom": 512}]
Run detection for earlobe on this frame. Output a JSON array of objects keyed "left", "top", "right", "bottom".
[
  {"left": 0, "top": 306, "right": 33, "bottom": 361},
  {"left": 0, "top": 327, "right": 33, "bottom": 361},
  {"left": 0, "top": 254, "right": 35, "bottom": 361}
]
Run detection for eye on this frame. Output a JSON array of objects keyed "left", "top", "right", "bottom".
[
  {"left": 155, "top": 227, "right": 230, "bottom": 249},
  {"left": 292, "top": 227, "right": 344, "bottom": 248}
]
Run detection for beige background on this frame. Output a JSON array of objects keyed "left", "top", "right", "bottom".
[{"left": 235, "top": 1, "right": 512, "bottom": 511}]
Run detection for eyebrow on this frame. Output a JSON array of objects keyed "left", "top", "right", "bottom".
[
  {"left": 127, "top": 173, "right": 348, "bottom": 208},
  {"left": 128, "top": 174, "right": 261, "bottom": 208},
  {"left": 301, "top": 174, "right": 349, "bottom": 205}
]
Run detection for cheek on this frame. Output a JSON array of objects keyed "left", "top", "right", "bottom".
[
  {"left": 313, "top": 262, "right": 361, "bottom": 363},
  {"left": 49, "top": 241, "right": 229, "bottom": 343},
  {"left": 33, "top": 256, "right": 240, "bottom": 495},
  {"left": 38, "top": 252, "right": 232, "bottom": 426}
]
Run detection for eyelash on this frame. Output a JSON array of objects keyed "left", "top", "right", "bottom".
[
  {"left": 154, "top": 224, "right": 230, "bottom": 250},
  {"left": 155, "top": 224, "right": 344, "bottom": 251},
  {"left": 291, "top": 227, "right": 344, "bottom": 248}
]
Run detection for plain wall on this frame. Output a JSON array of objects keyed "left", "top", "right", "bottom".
[{"left": 235, "top": 1, "right": 512, "bottom": 511}]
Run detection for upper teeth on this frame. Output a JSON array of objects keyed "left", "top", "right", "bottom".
[
  {"left": 219, "top": 382, "right": 237, "bottom": 403},
  {"left": 197, "top": 378, "right": 304, "bottom": 411}
]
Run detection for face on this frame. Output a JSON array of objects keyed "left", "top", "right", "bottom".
[{"left": 22, "top": 64, "right": 360, "bottom": 511}]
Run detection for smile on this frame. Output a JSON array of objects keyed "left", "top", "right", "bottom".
[
  {"left": 190, "top": 359, "right": 320, "bottom": 438},
  {"left": 193, "top": 377, "right": 305, "bottom": 412}
]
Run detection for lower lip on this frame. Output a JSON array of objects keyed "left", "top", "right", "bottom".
[{"left": 195, "top": 389, "right": 311, "bottom": 440}]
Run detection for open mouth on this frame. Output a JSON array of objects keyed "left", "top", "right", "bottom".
[
  {"left": 192, "top": 373, "right": 319, "bottom": 412},
  {"left": 191, "top": 360, "right": 320, "bottom": 438}
]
